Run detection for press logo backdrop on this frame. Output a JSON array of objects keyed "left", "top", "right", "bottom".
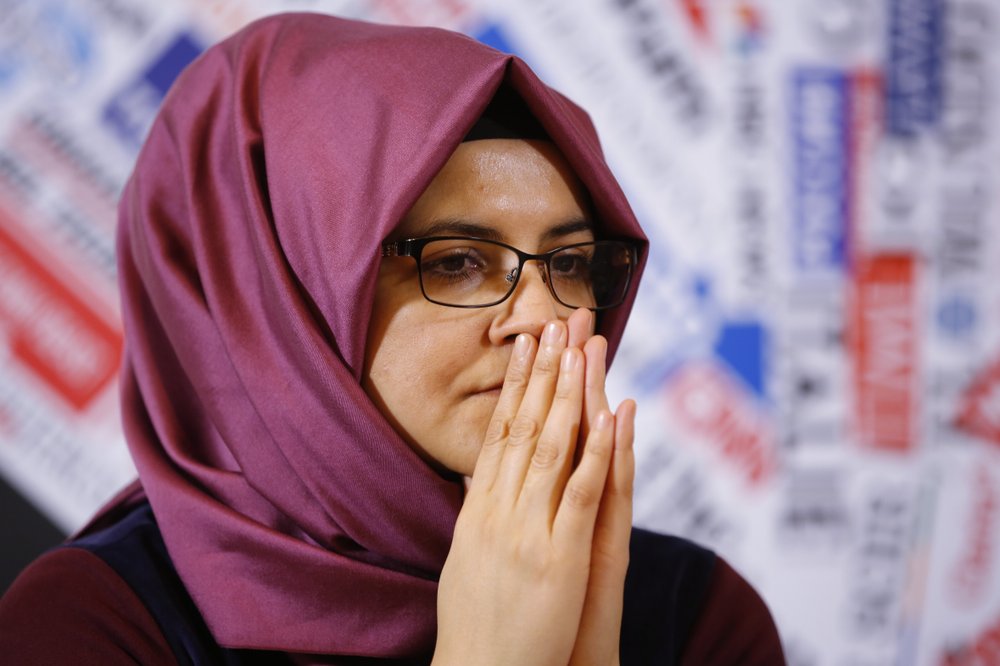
[{"left": 0, "top": 1, "right": 997, "bottom": 663}]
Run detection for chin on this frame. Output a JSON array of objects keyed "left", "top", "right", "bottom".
[
  {"left": 454, "top": 428, "right": 490, "bottom": 477},
  {"left": 426, "top": 399, "right": 496, "bottom": 478}
]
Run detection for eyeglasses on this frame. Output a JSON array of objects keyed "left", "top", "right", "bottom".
[{"left": 381, "top": 236, "right": 638, "bottom": 310}]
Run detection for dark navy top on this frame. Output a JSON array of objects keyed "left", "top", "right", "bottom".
[{"left": 0, "top": 501, "right": 786, "bottom": 664}]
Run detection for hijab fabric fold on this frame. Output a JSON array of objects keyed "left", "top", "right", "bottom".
[{"left": 113, "top": 12, "right": 647, "bottom": 658}]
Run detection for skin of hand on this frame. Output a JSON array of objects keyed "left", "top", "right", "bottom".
[
  {"left": 434, "top": 309, "right": 635, "bottom": 666},
  {"left": 567, "top": 312, "right": 635, "bottom": 666}
]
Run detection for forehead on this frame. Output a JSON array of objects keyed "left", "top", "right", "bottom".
[{"left": 396, "top": 139, "right": 594, "bottom": 244}]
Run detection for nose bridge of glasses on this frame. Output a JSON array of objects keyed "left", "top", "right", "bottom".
[
  {"left": 504, "top": 255, "right": 553, "bottom": 308},
  {"left": 511, "top": 256, "right": 549, "bottom": 287}
]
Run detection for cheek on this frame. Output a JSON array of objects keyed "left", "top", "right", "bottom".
[
  {"left": 363, "top": 306, "right": 494, "bottom": 476},
  {"left": 371, "top": 313, "right": 470, "bottom": 389},
  {"left": 364, "top": 299, "right": 487, "bottom": 425}
]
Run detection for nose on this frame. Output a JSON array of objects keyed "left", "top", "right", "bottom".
[{"left": 488, "top": 261, "right": 562, "bottom": 345}]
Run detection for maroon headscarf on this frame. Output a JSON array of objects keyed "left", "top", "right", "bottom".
[{"left": 113, "top": 12, "right": 647, "bottom": 659}]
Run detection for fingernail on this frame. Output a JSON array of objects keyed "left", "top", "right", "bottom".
[
  {"left": 542, "top": 322, "right": 562, "bottom": 346},
  {"left": 597, "top": 337, "right": 608, "bottom": 366},
  {"left": 514, "top": 334, "right": 530, "bottom": 359}
]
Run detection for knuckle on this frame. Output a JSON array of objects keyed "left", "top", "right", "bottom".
[
  {"left": 503, "top": 369, "right": 529, "bottom": 390},
  {"left": 585, "top": 439, "right": 613, "bottom": 461},
  {"left": 554, "top": 377, "right": 576, "bottom": 401},
  {"left": 533, "top": 353, "right": 558, "bottom": 376},
  {"left": 607, "top": 475, "right": 634, "bottom": 497},
  {"left": 508, "top": 415, "right": 539, "bottom": 442},
  {"left": 564, "top": 482, "right": 599, "bottom": 509},
  {"left": 483, "top": 418, "right": 508, "bottom": 447},
  {"left": 530, "top": 441, "right": 561, "bottom": 470},
  {"left": 592, "top": 542, "right": 630, "bottom": 576}
]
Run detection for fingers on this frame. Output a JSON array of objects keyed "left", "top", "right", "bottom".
[
  {"left": 591, "top": 399, "right": 635, "bottom": 565},
  {"left": 519, "top": 345, "right": 585, "bottom": 518},
  {"left": 583, "top": 335, "right": 610, "bottom": 420},
  {"left": 565, "top": 400, "right": 635, "bottom": 666},
  {"left": 468, "top": 332, "right": 536, "bottom": 493},
  {"left": 550, "top": 399, "right": 635, "bottom": 545},
  {"left": 469, "top": 310, "right": 616, "bottom": 515},
  {"left": 611, "top": 399, "right": 636, "bottom": 498},
  {"left": 566, "top": 308, "right": 594, "bottom": 349},
  {"left": 491, "top": 321, "right": 568, "bottom": 497},
  {"left": 552, "top": 409, "right": 615, "bottom": 544},
  {"left": 578, "top": 335, "right": 610, "bottom": 465},
  {"left": 590, "top": 400, "right": 636, "bottom": 551}
]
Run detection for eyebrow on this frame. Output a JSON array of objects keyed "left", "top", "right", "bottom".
[{"left": 411, "top": 217, "right": 595, "bottom": 244}]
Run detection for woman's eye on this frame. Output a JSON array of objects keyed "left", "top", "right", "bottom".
[
  {"left": 436, "top": 256, "right": 472, "bottom": 273},
  {"left": 423, "top": 250, "right": 485, "bottom": 280},
  {"left": 551, "top": 253, "right": 590, "bottom": 278}
]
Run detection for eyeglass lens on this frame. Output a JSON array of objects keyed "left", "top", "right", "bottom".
[{"left": 417, "top": 239, "right": 632, "bottom": 309}]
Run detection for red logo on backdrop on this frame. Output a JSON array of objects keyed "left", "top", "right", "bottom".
[
  {"left": 0, "top": 213, "right": 122, "bottom": 411},
  {"left": 850, "top": 254, "right": 919, "bottom": 452},
  {"left": 368, "top": 0, "right": 472, "bottom": 27},
  {"left": 956, "top": 356, "right": 1000, "bottom": 447},
  {"left": 846, "top": 69, "right": 881, "bottom": 258},
  {"left": 663, "top": 361, "right": 775, "bottom": 485},
  {"left": 680, "top": 0, "right": 710, "bottom": 43},
  {"left": 950, "top": 466, "right": 997, "bottom": 608},
  {"left": 940, "top": 611, "right": 1000, "bottom": 665}
]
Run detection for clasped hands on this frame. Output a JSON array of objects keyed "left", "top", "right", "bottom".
[{"left": 434, "top": 308, "right": 636, "bottom": 666}]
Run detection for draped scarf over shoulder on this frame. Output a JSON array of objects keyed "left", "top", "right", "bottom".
[{"left": 115, "top": 12, "right": 647, "bottom": 658}]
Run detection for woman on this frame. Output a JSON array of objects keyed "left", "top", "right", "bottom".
[{"left": 0, "top": 13, "right": 784, "bottom": 664}]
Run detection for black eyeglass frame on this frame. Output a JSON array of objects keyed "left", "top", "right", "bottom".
[{"left": 381, "top": 236, "right": 639, "bottom": 311}]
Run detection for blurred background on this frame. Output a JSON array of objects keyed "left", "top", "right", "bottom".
[{"left": 0, "top": 0, "right": 997, "bottom": 663}]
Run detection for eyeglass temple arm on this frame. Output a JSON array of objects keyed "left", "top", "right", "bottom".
[{"left": 381, "top": 240, "right": 413, "bottom": 258}]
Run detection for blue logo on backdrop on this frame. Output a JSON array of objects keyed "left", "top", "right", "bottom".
[
  {"left": 471, "top": 21, "right": 519, "bottom": 56},
  {"left": 714, "top": 320, "right": 768, "bottom": 399},
  {"left": 936, "top": 294, "right": 977, "bottom": 339},
  {"left": 886, "top": 0, "right": 942, "bottom": 136},
  {"left": 791, "top": 68, "right": 849, "bottom": 276},
  {"left": 0, "top": 2, "right": 93, "bottom": 91},
  {"left": 103, "top": 32, "right": 203, "bottom": 151}
]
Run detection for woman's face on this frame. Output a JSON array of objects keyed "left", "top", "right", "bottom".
[{"left": 362, "top": 139, "right": 595, "bottom": 477}]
